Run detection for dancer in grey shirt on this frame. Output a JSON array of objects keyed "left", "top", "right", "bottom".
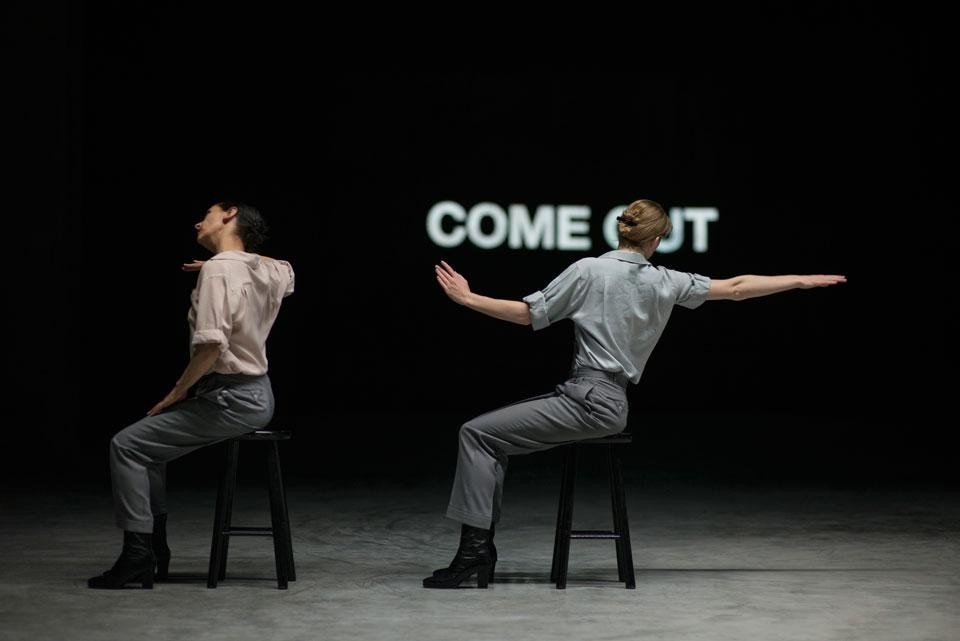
[
  {"left": 425, "top": 198, "right": 845, "bottom": 588},
  {"left": 89, "top": 201, "right": 294, "bottom": 589}
]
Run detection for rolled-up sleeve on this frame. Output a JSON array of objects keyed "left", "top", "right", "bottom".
[
  {"left": 666, "top": 269, "right": 711, "bottom": 309},
  {"left": 191, "top": 274, "right": 233, "bottom": 352},
  {"left": 522, "top": 262, "right": 583, "bottom": 331},
  {"left": 274, "top": 259, "right": 295, "bottom": 297}
]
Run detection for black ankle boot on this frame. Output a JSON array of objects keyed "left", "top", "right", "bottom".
[
  {"left": 432, "top": 523, "right": 497, "bottom": 583},
  {"left": 423, "top": 524, "right": 492, "bottom": 589},
  {"left": 88, "top": 531, "right": 155, "bottom": 589},
  {"left": 153, "top": 514, "right": 171, "bottom": 581}
]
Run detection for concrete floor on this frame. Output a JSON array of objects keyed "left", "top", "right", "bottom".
[{"left": 1, "top": 476, "right": 958, "bottom": 641}]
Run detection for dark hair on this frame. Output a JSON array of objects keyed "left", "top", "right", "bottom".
[{"left": 217, "top": 201, "right": 269, "bottom": 252}]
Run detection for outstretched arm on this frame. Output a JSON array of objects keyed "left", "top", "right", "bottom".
[
  {"left": 435, "top": 260, "right": 532, "bottom": 325},
  {"left": 182, "top": 255, "right": 284, "bottom": 271},
  {"left": 707, "top": 274, "right": 846, "bottom": 301}
]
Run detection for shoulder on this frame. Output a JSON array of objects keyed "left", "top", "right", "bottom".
[
  {"left": 198, "top": 260, "right": 232, "bottom": 279},
  {"left": 266, "top": 257, "right": 295, "bottom": 276},
  {"left": 572, "top": 256, "right": 601, "bottom": 273},
  {"left": 652, "top": 264, "right": 711, "bottom": 299},
  {"left": 201, "top": 251, "right": 259, "bottom": 278},
  {"left": 652, "top": 264, "right": 693, "bottom": 280}
]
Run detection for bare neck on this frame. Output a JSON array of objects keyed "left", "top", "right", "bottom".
[
  {"left": 210, "top": 233, "right": 246, "bottom": 255},
  {"left": 617, "top": 244, "right": 652, "bottom": 258}
]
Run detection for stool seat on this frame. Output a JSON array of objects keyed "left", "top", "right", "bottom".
[
  {"left": 239, "top": 430, "right": 292, "bottom": 441},
  {"left": 208, "top": 428, "right": 295, "bottom": 589},
  {"left": 551, "top": 431, "right": 635, "bottom": 589},
  {"left": 578, "top": 433, "right": 633, "bottom": 445}
]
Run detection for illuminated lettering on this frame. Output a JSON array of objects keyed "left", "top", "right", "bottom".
[{"left": 428, "top": 201, "right": 717, "bottom": 253}]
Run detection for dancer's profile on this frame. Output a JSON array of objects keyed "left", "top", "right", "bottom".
[{"left": 88, "top": 201, "right": 294, "bottom": 589}]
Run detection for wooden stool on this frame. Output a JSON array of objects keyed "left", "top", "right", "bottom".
[
  {"left": 550, "top": 432, "right": 635, "bottom": 589},
  {"left": 208, "top": 429, "right": 295, "bottom": 589}
]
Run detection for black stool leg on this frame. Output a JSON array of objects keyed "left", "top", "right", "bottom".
[
  {"left": 266, "top": 441, "right": 291, "bottom": 589},
  {"left": 208, "top": 439, "right": 240, "bottom": 588},
  {"left": 607, "top": 446, "right": 626, "bottom": 582},
  {"left": 270, "top": 441, "right": 295, "bottom": 581},
  {"left": 555, "top": 445, "right": 579, "bottom": 589},
  {"left": 610, "top": 446, "right": 635, "bottom": 589},
  {"left": 551, "top": 446, "right": 572, "bottom": 582},
  {"left": 217, "top": 441, "right": 241, "bottom": 581}
]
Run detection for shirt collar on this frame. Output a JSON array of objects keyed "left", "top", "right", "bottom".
[
  {"left": 600, "top": 249, "right": 650, "bottom": 265},
  {"left": 209, "top": 250, "right": 259, "bottom": 266}
]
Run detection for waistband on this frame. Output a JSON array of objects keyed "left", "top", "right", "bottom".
[
  {"left": 569, "top": 367, "right": 629, "bottom": 389},
  {"left": 199, "top": 372, "right": 270, "bottom": 385}
]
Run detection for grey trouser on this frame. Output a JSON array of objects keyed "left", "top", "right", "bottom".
[
  {"left": 109, "top": 373, "right": 274, "bottom": 533},
  {"left": 446, "top": 368, "right": 629, "bottom": 529}
]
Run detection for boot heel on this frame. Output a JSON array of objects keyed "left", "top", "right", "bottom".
[
  {"left": 422, "top": 524, "right": 494, "bottom": 589},
  {"left": 476, "top": 564, "right": 490, "bottom": 589},
  {"left": 488, "top": 560, "right": 496, "bottom": 584},
  {"left": 155, "top": 555, "right": 170, "bottom": 581},
  {"left": 88, "top": 530, "right": 157, "bottom": 590}
]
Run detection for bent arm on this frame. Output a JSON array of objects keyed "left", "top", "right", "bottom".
[
  {"left": 707, "top": 274, "right": 846, "bottom": 301},
  {"left": 147, "top": 343, "right": 221, "bottom": 416},
  {"left": 175, "top": 343, "right": 222, "bottom": 392},
  {"left": 435, "top": 260, "right": 532, "bottom": 326}
]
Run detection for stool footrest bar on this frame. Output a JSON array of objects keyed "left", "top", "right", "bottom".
[
  {"left": 224, "top": 527, "right": 274, "bottom": 536},
  {"left": 570, "top": 530, "right": 619, "bottom": 539}
]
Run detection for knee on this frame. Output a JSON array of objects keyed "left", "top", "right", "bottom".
[
  {"left": 459, "top": 421, "right": 481, "bottom": 442},
  {"left": 459, "top": 421, "right": 497, "bottom": 454},
  {"left": 460, "top": 419, "right": 484, "bottom": 438},
  {"left": 109, "top": 434, "right": 124, "bottom": 461},
  {"left": 110, "top": 430, "right": 136, "bottom": 461}
]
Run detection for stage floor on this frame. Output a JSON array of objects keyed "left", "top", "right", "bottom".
[{"left": 1, "top": 476, "right": 957, "bottom": 641}]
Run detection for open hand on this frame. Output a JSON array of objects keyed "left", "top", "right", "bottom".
[
  {"left": 435, "top": 260, "right": 473, "bottom": 305},
  {"left": 797, "top": 275, "right": 847, "bottom": 288},
  {"left": 147, "top": 387, "right": 187, "bottom": 416},
  {"left": 182, "top": 260, "right": 205, "bottom": 272}
]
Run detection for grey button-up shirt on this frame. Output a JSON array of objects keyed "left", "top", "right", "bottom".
[{"left": 523, "top": 250, "right": 710, "bottom": 384}]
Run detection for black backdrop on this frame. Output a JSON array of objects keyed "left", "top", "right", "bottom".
[{"left": 8, "top": 5, "right": 951, "bottom": 486}]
